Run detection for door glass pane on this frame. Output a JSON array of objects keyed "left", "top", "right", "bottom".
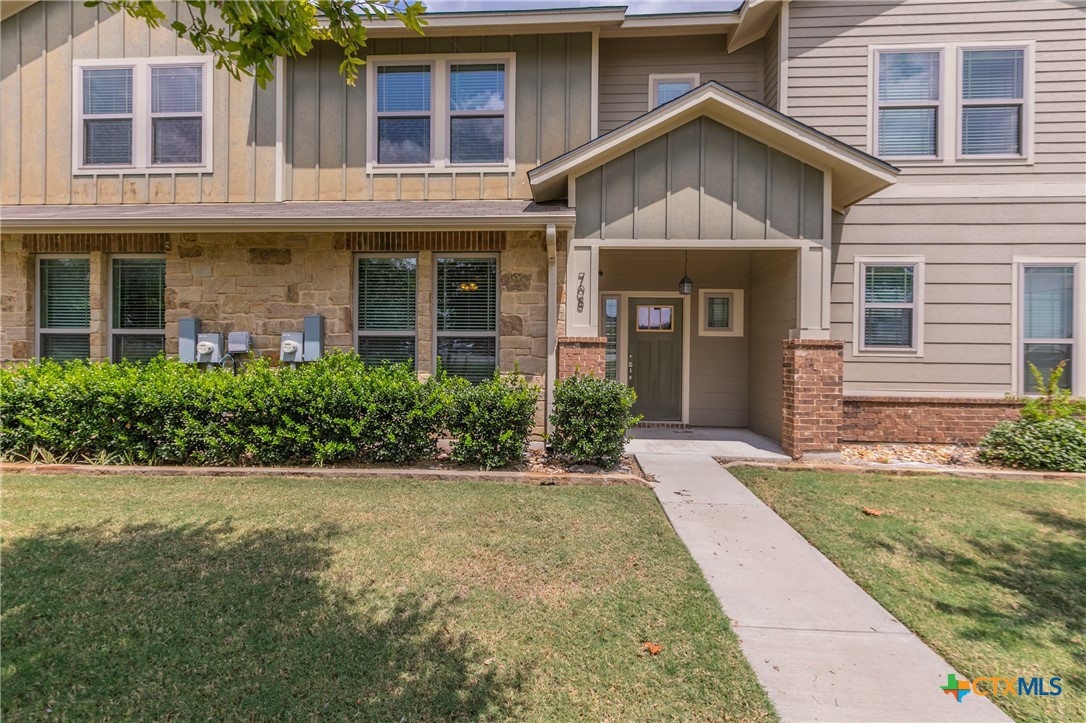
[
  {"left": 879, "top": 51, "right": 940, "bottom": 102},
  {"left": 437, "top": 337, "right": 496, "bottom": 384},
  {"left": 1024, "top": 343, "right": 1073, "bottom": 391},
  {"left": 450, "top": 116, "right": 504, "bottom": 164},
  {"left": 152, "top": 66, "right": 202, "bottom": 113},
  {"left": 865, "top": 265, "right": 914, "bottom": 303},
  {"left": 357, "top": 336, "right": 416, "bottom": 367},
  {"left": 864, "top": 308, "right": 914, "bottom": 348},
  {"left": 450, "top": 64, "right": 504, "bottom": 111},
  {"left": 656, "top": 81, "right": 693, "bottom": 106},
  {"left": 636, "top": 305, "right": 674, "bottom": 332},
  {"left": 436, "top": 258, "right": 497, "bottom": 332},
  {"left": 84, "top": 118, "right": 133, "bottom": 165},
  {"left": 377, "top": 65, "right": 431, "bottom": 112},
  {"left": 706, "top": 296, "right": 731, "bottom": 329},
  {"left": 41, "top": 333, "right": 91, "bottom": 362},
  {"left": 84, "top": 68, "right": 132, "bottom": 114},
  {"left": 113, "top": 334, "right": 165, "bottom": 363},
  {"left": 878, "top": 108, "right": 937, "bottom": 156},
  {"left": 962, "top": 105, "right": 1020, "bottom": 155},
  {"left": 603, "top": 297, "right": 619, "bottom": 380},
  {"left": 378, "top": 117, "right": 430, "bottom": 164},
  {"left": 40, "top": 258, "right": 90, "bottom": 329},
  {"left": 113, "top": 258, "right": 166, "bottom": 329},
  {"left": 357, "top": 257, "right": 417, "bottom": 331},
  {"left": 1024, "top": 266, "right": 1073, "bottom": 339},
  {"left": 962, "top": 49, "right": 1024, "bottom": 100}
]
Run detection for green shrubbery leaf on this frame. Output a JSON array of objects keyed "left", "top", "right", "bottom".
[
  {"left": 547, "top": 373, "right": 640, "bottom": 468},
  {"left": 446, "top": 370, "right": 539, "bottom": 470}
]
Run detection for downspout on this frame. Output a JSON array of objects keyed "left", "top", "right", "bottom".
[
  {"left": 545, "top": 223, "right": 558, "bottom": 440},
  {"left": 274, "top": 56, "right": 285, "bottom": 202}
]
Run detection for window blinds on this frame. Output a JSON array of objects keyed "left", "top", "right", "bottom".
[
  {"left": 377, "top": 65, "right": 431, "bottom": 164},
  {"left": 436, "top": 257, "right": 497, "bottom": 382},
  {"left": 450, "top": 64, "right": 505, "bottom": 164},
  {"left": 357, "top": 257, "right": 416, "bottom": 366},
  {"left": 151, "top": 66, "right": 203, "bottom": 164},
  {"left": 113, "top": 259, "right": 166, "bottom": 330},
  {"left": 877, "top": 51, "right": 939, "bottom": 157},
  {"left": 705, "top": 296, "right": 731, "bottom": 329},
  {"left": 39, "top": 258, "right": 90, "bottom": 362},
  {"left": 656, "top": 81, "right": 692, "bottom": 106},
  {"left": 83, "top": 68, "right": 133, "bottom": 165},
  {"left": 961, "top": 49, "right": 1024, "bottom": 156},
  {"left": 863, "top": 265, "right": 915, "bottom": 348}
]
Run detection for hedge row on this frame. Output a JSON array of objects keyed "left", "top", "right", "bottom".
[{"left": 0, "top": 354, "right": 639, "bottom": 470}]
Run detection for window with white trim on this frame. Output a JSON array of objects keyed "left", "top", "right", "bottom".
[
  {"left": 435, "top": 255, "right": 498, "bottom": 383},
  {"left": 356, "top": 255, "right": 417, "bottom": 366},
  {"left": 602, "top": 295, "right": 619, "bottom": 380},
  {"left": 1020, "top": 264, "right": 1076, "bottom": 392},
  {"left": 369, "top": 55, "right": 513, "bottom": 170},
  {"left": 74, "top": 57, "right": 211, "bottom": 172},
  {"left": 859, "top": 262, "right": 920, "bottom": 351},
  {"left": 875, "top": 50, "right": 941, "bottom": 158},
  {"left": 649, "top": 73, "right": 699, "bottom": 109},
  {"left": 111, "top": 257, "right": 166, "bottom": 363},
  {"left": 960, "top": 48, "right": 1025, "bottom": 157},
  {"left": 38, "top": 257, "right": 91, "bottom": 362}
]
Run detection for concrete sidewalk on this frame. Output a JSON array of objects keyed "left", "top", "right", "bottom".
[{"left": 637, "top": 452, "right": 1010, "bottom": 723}]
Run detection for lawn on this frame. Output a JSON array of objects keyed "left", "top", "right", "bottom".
[
  {"left": 732, "top": 467, "right": 1085, "bottom": 723},
  {"left": 1, "top": 474, "right": 775, "bottom": 721}
]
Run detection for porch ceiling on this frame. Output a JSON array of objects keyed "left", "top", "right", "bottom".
[{"left": 529, "top": 82, "right": 900, "bottom": 212}]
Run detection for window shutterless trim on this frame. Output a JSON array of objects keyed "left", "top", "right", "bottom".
[
  {"left": 353, "top": 252, "right": 419, "bottom": 366},
  {"left": 871, "top": 47, "right": 944, "bottom": 161},
  {"left": 852, "top": 256, "right": 925, "bottom": 357},
  {"left": 72, "top": 56, "right": 213, "bottom": 174},
  {"left": 647, "top": 72, "right": 700, "bottom": 110},
  {"left": 432, "top": 252, "right": 500, "bottom": 376},
  {"left": 108, "top": 254, "right": 166, "bottom": 362},
  {"left": 698, "top": 288, "right": 744, "bottom": 337},
  {"left": 366, "top": 53, "right": 515, "bottom": 173},
  {"left": 956, "top": 44, "right": 1032, "bottom": 161},
  {"left": 1012, "top": 258, "right": 1082, "bottom": 396},
  {"left": 35, "top": 254, "right": 91, "bottom": 361}
]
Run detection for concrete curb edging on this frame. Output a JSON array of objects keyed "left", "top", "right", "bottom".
[
  {"left": 720, "top": 459, "right": 1086, "bottom": 482},
  {"left": 0, "top": 462, "right": 648, "bottom": 487}
]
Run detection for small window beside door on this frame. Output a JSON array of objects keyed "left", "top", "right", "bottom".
[
  {"left": 649, "top": 73, "right": 699, "bottom": 109},
  {"left": 699, "top": 289, "right": 745, "bottom": 337}
]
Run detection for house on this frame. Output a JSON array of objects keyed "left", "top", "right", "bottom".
[{"left": 1, "top": 0, "right": 1083, "bottom": 457}]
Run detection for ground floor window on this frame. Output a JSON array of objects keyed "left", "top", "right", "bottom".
[
  {"left": 858, "top": 260, "right": 922, "bottom": 352},
  {"left": 435, "top": 255, "right": 497, "bottom": 382},
  {"left": 1021, "top": 263, "right": 1077, "bottom": 391},
  {"left": 356, "top": 255, "right": 417, "bottom": 366},
  {"left": 111, "top": 257, "right": 166, "bottom": 362},
  {"left": 38, "top": 257, "right": 91, "bottom": 361}
]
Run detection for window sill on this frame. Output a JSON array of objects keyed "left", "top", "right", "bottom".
[
  {"left": 367, "top": 163, "right": 515, "bottom": 175},
  {"left": 853, "top": 349, "right": 924, "bottom": 359},
  {"left": 74, "top": 165, "right": 213, "bottom": 176}
]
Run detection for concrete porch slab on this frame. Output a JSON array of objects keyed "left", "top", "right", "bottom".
[{"left": 626, "top": 427, "right": 790, "bottom": 461}]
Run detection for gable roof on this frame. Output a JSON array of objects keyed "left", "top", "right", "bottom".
[{"left": 529, "top": 82, "right": 899, "bottom": 212}]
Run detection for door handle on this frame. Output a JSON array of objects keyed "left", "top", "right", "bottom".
[{"left": 627, "top": 354, "right": 634, "bottom": 376}]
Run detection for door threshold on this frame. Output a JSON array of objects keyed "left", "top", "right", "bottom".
[{"left": 635, "top": 421, "right": 688, "bottom": 429}]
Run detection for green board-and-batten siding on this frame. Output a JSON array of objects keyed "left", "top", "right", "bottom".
[{"left": 574, "top": 117, "right": 824, "bottom": 241}]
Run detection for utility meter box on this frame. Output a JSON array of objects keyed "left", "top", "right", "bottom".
[
  {"left": 279, "top": 332, "right": 304, "bottom": 363},
  {"left": 195, "top": 333, "right": 223, "bottom": 364},
  {"left": 303, "top": 315, "right": 324, "bottom": 362},
  {"left": 227, "top": 331, "right": 251, "bottom": 354},
  {"left": 179, "top": 317, "right": 201, "bottom": 363}
]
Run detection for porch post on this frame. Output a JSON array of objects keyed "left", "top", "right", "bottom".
[{"left": 558, "top": 241, "right": 606, "bottom": 378}]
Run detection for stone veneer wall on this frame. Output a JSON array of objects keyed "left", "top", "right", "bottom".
[{"left": 841, "top": 396, "right": 1022, "bottom": 445}]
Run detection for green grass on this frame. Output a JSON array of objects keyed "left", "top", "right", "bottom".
[
  {"left": 1, "top": 474, "right": 775, "bottom": 722},
  {"left": 732, "top": 467, "right": 1085, "bottom": 723}
]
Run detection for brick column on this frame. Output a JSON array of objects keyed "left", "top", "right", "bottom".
[
  {"left": 781, "top": 339, "right": 844, "bottom": 458},
  {"left": 557, "top": 336, "right": 607, "bottom": 379}
]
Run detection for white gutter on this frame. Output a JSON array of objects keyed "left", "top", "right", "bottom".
[{"left": 545, "top": 223, "right": 558, "bottom": 440}]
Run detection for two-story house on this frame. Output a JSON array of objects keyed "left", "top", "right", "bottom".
[{"left": 2, "top": 0, "right": 1083, "bottom": 456}]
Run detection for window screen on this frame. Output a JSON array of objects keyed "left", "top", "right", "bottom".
[
  {"left": 357, "top": 256, "right": 417, "bottom": 366},
  {"left": 111, "top": 258, "right": 165, "bottom": 362},
  {"left": 876, "top": 51, "right": 940, "bottom": 157},
  {"left": 39, "top": 258, "right": 91, "bottom": 361},
  {"left": 862, "top": 265, "right": 917, "bottom": 349},
  {"left": 1022, "top": 265, "right": 1075, "bottom": 391},
  {"left": 435, "top": 256, "right": 498, "bottom": 382}
]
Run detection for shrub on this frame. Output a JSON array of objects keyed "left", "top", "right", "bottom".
[
  {"left": 978, "top": 418, "right": 1086, "bottom": 473},
  {"left": 978, "top": 361, "right": 1086, "bottom": 473},
  {"left": 447, "top": 371, "right": 539, "bottom": 469},
  {"left": 548, "top": 373, "right": 640, "bottom": 468}
]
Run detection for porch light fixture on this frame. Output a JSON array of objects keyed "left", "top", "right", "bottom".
[{"left": 678, "top": 251, "right": 693, "bottom": 295}]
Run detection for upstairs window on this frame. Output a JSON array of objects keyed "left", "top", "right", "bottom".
[
  {"left": 960, "top": 48, "right": 1025, "bottom": 157},
  {"left": 649, "top": 73, "right": 699, "bottom": 109},
  {"left": 38, "top": 257, "right": 91, "bottom": 362},
  {"left": 369, "top": 55, "right": 513, "bottom": 170},
  {"left": 74, "top": 58, "right": 211, "bottom": 172},
  {"left": 875, "top": 50, "right": 941, "bottom": 158}
]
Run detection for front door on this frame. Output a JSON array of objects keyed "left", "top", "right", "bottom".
[{"left": 627, "top": 297, "right": 683, "bottom": 421}]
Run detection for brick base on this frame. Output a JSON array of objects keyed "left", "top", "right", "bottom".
[
  {"left": 782, "top": 339, "right": 844, "bottom": 458},
  {"left": 842, "top": 396, "right": 1023, "bottom": 445},
  {"left": 557, "top": 337, "right": 607, "bottom": 379}
]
